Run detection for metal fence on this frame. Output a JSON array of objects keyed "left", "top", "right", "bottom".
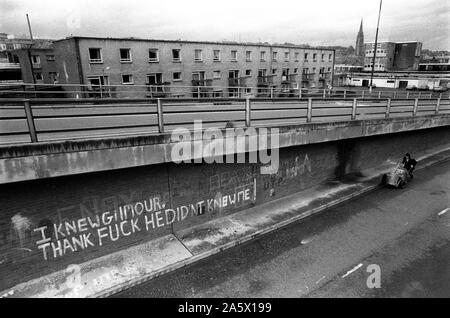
[
  {"left": 1, "top": 83, "right": 449, "bottom": 100},
  {"left": 1, "top": 97, "right": 449, "bottom": 145}
]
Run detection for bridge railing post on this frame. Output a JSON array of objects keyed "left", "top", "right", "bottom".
[
  {"left": 406, "top": 91, "right": 410, "bottom": 99},
  {"left": 386, "top": 98, "right": 391, "bottom": 119},
  {"left": 299, "top": 88, "right": 302, "bottom": 99},
  {"left": 378, "top": 91, "right": 381, "bottom": 99},
  {"left": 351, "top": 98, "right": 358, "bottom": 120},
  {"left": 343, "top": 90, "right": 347, "bottom": 99},
  {"left": 323, "top": 89, "right": 326, "bottom": 99},
  {"left": 413, "top": 98, "right": 419, "bottom": 117},
  {"left": 307, "top": 98, "right": 313, "bottom": 123},
  {"left": 435, "top": 98, "right": 441, "bottom": 115},
  {"left": 245, "top": 98, "right": 251, "bottom": 127},
  {"left": 157, "top": 98, "right": 164, "bottom": 133},
  {"left": 23, "top": 99, "right": 38, "bottom": 143},
  {"left": 361, "top": 90, "right": 365, "bottom": 99}
]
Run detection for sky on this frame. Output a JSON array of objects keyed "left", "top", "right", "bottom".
[{"left": 1, "top": 0, "right": 449, "bottom": 50}]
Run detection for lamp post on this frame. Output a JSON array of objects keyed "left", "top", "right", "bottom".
[
  {"left": 100, "top": 66, "right": 110, "bottom": 98},
  {"left": 369, "top": 0, "right": 383, "bottom": 93}
]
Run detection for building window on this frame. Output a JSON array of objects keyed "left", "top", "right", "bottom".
[
  {"left": 46, "top": 55, "right": 56, "bottom": 61},
  {"left": 231, "top": 50, "right": 238, "bottom": 61},
  {"left": 195, "top": 49, "right": 203, "bottom": 61},
  {"left": 213, "top": 50, "right": 220, "bottom": 61},
  {"left": 88, "top": 48, "right": 102, "bottom": 63},
  {"left": 121, "top": 74, "right": 134, "bottom": 85},
  {"left": 329, "top": 53, "right": 332, "bottom": 61},
  {"left": 147, "top": 73, "right": 163, "bottom": 85},
  {"left": 294, "top": 68, "right": 298, "bottom": 74},
  {"left": 284, "top": 52, "right": 289, "bottom": 61},
  {"left": 245, "top": 69, "right": 251, "bottom": 76},
  {"left": 321, "top": 53, "right": 325, "bottom": 61},
  {"left": 303, "top": 68, "right": 308, "bottom": 74},
  {"left": 327, "top": 67, "right": 331, "bottom": 72},
  {"left": 313, "top": 53, "right": 317, "bottom": 61},
  {"left": 213, "top": 70, "right": 221, "bottom": 79},
  {"left": 295, "top": 52, "right": 299, "bottom": 61},
  {"left": 34, "top": 72, "right": 43, "bottom": 81},
  {"left": 148, "top": 49, "right": 159, "bottom": 62},
  {"left": 272, "top": 68, "right": 277, "bottom": 75},
  {"left": 260, "top": 51, "right": 266, "bottom": 61},
  {"left": 304, "top": 53, "right": 308, "bottom": 61},
  {"left": 246, "top": 51, "right": 252, "bottom": 61},
  {"left": 172, "top": 49, "right": 181, "bottom": 62},
  {"left": 312, "top": 67, "right": 316, "bottom": 73},
  {"left": 49, "top": 72, "right": 59, "bottom": 83},
  {"left": 173, "top": 72, "right": 182, "bottom": 81},
  {"left": 31, "top": 55, "right": 40, "bottom": 64},
  {"left": 272, "top": 51, "right": 277, "bottom": 61},
  {"left": 120, "top": 48, "right": 132, "bottom": 63}
]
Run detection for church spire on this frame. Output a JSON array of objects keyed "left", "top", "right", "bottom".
[{"left": 356, "top": 18, "right": 365, "bottom": 57}]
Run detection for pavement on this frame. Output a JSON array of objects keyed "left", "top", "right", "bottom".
[
  {"left": 1, "top": 146, "right": 449, "bottom": 298},
  {"left": 114, "top": 151, "right": 450, "bottom": 298}
]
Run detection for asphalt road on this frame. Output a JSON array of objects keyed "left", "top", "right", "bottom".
[
  {"left": 113, "top": 157, "right": 450, "bottom": 298},
  {"left": 1, "top": 99, "right": 449, "bottom": 144}
]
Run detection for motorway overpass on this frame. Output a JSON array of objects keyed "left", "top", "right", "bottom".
[{"left": 0, "top": 96, "right": 450, "bottom": 297}]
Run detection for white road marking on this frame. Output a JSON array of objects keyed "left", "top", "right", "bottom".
[
  {"left": 301, "top": 237, "right": 315, "bottom": 245},
  {"left": 438, "top": 208, "right": 449, "bottom": 216},
  {"left": 342, "top": 263, "right": 363, "bottom": 278},
  {"left": 316, "top": 276, "right": 326, "bottom": 284}
]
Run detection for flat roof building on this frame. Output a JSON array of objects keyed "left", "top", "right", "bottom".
[
  {"left": 364, "top": 41, "right": 422, "bottom": 72},
  {"left": 53, "top": 36, "right": 335, "bottom": 98}
]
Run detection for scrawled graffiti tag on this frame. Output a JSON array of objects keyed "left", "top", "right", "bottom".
[
  {"left": 262, "top": 154, "right": 312, "bottom": 192},
  {"left": 33, "top": 183, "right": 256, "bottom": 261},
  {"left": 0, "top": 213, "right": 35, "bottom": 265}
]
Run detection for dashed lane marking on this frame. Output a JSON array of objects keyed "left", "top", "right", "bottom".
[
  {"left": 438, "top": 208, "right": 449, "bottom": 216},
  {"left": 342, "top": 263, "right": 363, "bottom": 278}
]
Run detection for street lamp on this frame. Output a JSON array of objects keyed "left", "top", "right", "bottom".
[
  {"left": 100, "top": 66, "right": 110, "bottom": 98},
  {"left": 369, "top": 0, "right": 383, "bottom": 93}
]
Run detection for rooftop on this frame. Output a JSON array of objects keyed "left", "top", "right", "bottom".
[{"left": 54, "top": 36, "right": 335, "bottom": 51}]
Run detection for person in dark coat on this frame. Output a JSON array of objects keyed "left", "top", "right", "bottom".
[{"left": 402, "top": 153, "right": 417, "bottom": 178}]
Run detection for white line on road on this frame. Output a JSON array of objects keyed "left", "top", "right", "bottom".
[
  {"left": 438, "top": 208, "right": 449, "bottom": 216},
  {"left": 342, "top": 263, "right": 363, "bottom": 278},
  {"left": 316, "top": 276, "right": 326, "bottom": 284}
]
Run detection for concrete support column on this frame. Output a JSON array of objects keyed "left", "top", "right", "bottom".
[
  {"left": 157, "top": 98, "right": 164, "bottom": 133},
  {"left": 436, "top": 98, "right": 441, "bottom": 115},
  {"left": 307, "top": 98, "right": 313, "bottom": 123},
  {"left": 351, "top": 98, "right": 358, "bottom": 120},
  {"left": 23, "top": 99, "right": 38, "bottom": 143},
  {"left": 245, "top": 98, "right": 251, "bottom": 127},
  {"left": 413, "top": 98, "right": 419, "bottom": 116},
  {"left": 386, "top": 98, "right": 391, "bottom": 119}
]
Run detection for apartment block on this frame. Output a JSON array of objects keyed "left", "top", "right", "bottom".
[
  {"left": 13, "top": 47, "right": 59, "bottom": 84},
  {"left": 53, "top": 36, "right": 335, "bottom": 98},
  {"left": 364, "top": 41, "right": 422, "bottom": 72}
]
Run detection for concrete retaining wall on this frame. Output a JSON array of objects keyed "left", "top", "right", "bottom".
[{"left": 1, "top": 126, "right": 450, "bottom": 291}]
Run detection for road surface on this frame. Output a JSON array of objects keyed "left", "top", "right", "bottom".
[
  {"left": 113, "top": 158, "right": 450, "bottom": 298},
  {"left": 1, "top": 98, "right": 448, "bottom": 144}
]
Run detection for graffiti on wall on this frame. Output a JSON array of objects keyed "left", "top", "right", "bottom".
[
  {"left": 262, "top": 154, "right": 312, "bottom": 193},
  {"left": 33, "top": 184, "right": 255, "bottom": 261}
]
